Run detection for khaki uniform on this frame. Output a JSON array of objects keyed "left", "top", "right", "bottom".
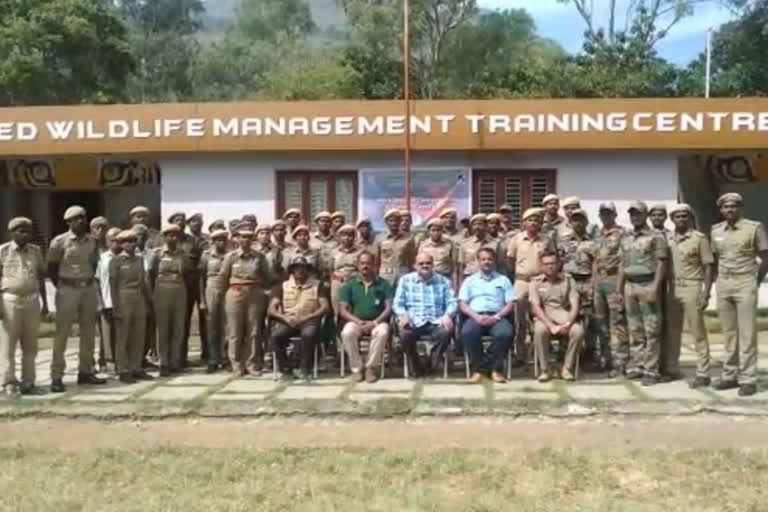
[
  {"left": 711, "top": 219, "right": 768, "bottom": 385},
  {"left": 543, "top": 215, "right": 566, "bottom": 238},
  {"left": 506, "top": 231, "right": 556, "bottom": 358},
  {"left": 376, "top": 232, "right": 416, "bottom": 286},
  {"left": 310, "top": 232, "right": 338, "bottom": 276},
  {"left": 109, "top": 253, "right": 147, "bottom": 374},
  {"left": 181, "top": 232, "right": 209, "bottom": 365},
  {"left": 218, "top": 249, "right": 269, "bottom": 373},
  {"left": 329, "top": 246, "right": 362, "bottom": 315},
  {"left": 417, "top": 238, "right": 455, "bottom": 278},
  {"left": 458, "top": 235, "right": 501, "bottom": 276},
  {"left": 529, "top": 274, "right": 584, "bottom": 374},
  {"left": 594, "top": 225, "right": 630, "bottom": 369},
  {"left": 281, "top": 245, "right": 323, "bottom": 279},
  {"left": 444, "top": 229, "right": 463, "bottom": 247},
  {"left": 620, "top": 226, "right": 667, "bottom": 377},
  {"left": 357, "top": 237, "right": 380, "bottom": 264},
  {"left": 666, "top": 229, "right": 714, "bottom": 377},
  {"left": 47, "top": 231, "right": 99, "bottom": 379},
  {"left": 0, "top": 242, "right": 44, "bottom": 387},
  {"left": 150, "top": 246, "right": 190, "bottom": 370},
  {"left": 200, "top": 249, "right": 227, "bottom": 365}
]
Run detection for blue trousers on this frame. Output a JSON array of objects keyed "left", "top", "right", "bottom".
[{"left": 461, "top": 316, "right": 514, "bottom": 373}]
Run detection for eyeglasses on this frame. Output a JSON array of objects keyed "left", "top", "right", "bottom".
[{"left": 417, "top": 262, "right": 433, "bottom": 266}]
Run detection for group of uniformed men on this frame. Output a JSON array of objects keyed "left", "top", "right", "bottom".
[{"left": 0, "top": 191, "right": 764, "bottom": 396}]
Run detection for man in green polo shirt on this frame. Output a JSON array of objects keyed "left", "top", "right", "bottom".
[{"left": 338, "top": 251, "right": 393, "bottom": 383}]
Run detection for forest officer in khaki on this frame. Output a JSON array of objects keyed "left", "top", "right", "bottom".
[
  {"left": 48, "top": 205, "right": 104, "bottom": 392},
  {"left": 711, "top": 192, "right": 768, "bottom": 396},
  {"left": 417, "top": 218, "right": 455, "bottom": 278},
  {"left": 199, "top": 229, "right": 230, "bottom": 372},
  {"left": 377, "top": 209, "right": 416, "bottom": 286},
  {"left": 0, "top": 217, "right": 48, "bottom": 396},
  {"left": 666, "top": 203, "right": 714, "bottom": 388}
]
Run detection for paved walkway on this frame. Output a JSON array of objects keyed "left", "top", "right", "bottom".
[{"left": 1, "top": 335, "right": 767, "bottom": 418}]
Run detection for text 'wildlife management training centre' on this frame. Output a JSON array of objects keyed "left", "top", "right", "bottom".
[{"left": 1, "top": 97, "right": 768, "bottom": 244}]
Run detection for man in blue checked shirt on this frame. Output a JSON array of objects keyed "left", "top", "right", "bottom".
[
  {"left": 458, "top": 247, "right": 516, "bottom": 384},
  {"left": 393, "top": 252, "right": 458, "bottom": 378}
]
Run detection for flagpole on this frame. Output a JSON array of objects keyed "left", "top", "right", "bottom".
[
  {"left": 705, "top": 27, "right": 712, "bottom": 98},
  {"left": 403, "top": 0, "right": 411, "bottom": 211}
]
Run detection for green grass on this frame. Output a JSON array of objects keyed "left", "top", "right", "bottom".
[{"left": 0, "top": 447, "right": 766, "bottom": 511}]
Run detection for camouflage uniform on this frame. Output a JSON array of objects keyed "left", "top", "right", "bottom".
[
  {"left": 559, "top": 226, "right": 598, "bottom": 360},
  {"left": 594, "top": 225, "right": 630, "bottom": 370},
  {"left": 620, "top": 225, "right": 668, "bottom": 378}
]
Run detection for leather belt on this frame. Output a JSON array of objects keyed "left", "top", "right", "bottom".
[
  {"left": 229, "top": 283, "right": 258, "bottom": 291},
  {"left": 598, "top": 268, "right": 619, "bottom": 276},
  {"left": 59, "top": 277, "right": 93, "bottom": 287},
  {"left": 626, "top": 274, "right": 654, "bottom": 283},
  {"left": 570, "top": 273, "right": 592, "bottom": 282}
]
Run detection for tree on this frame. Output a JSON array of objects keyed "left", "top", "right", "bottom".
[
  {"left": 557, "top": 0, "right": 747, "bottom": 50},
  {"left": 235, "top": 0, "right": 315, "bottom": 41},
  {"left": 681, "top": 0, "right": 768, "bottom": 96},
  {"left": 0, "top": 0, "right": 134, "bottom": 105},
  {"left": 115, "top": 0, "right": 205, "bottom": 102}
]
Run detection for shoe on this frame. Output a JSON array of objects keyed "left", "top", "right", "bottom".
[
  {"left": 50, "top": 379, "right": 66, "bottom": 393},
  {"left": 119, "top": 373, "right": 136, "bottom": 384},
  {"left": 246, "top": 367, "right": 263, "bottom": 378},
  {"left": 738, "top": 384, "right": 757, "bottom": 397},
  {"left": 133, "top": 371, "right": 154, "bottom": 381},
  {"left": 77, "top": 373, "right": 107, "bottom": 385},
  {"left": 689, "top": 376, "right": 711, "bottom": 389},
  {"left": 642, "top": 374, "right": 660, "bottom": 386},
  {"left": 491, "top": 371, "right": 506, "bottom": 384},
  {"left": 365, "top": 368, "right": 379, "bottom": 384},
  {"left": 159, "top": 367, "right": 172, "bottom": 377},
  {"left": 560, "top": 367, "right": 575, "bottom": 382},
  {"left": 468, "top": 372, "right": 484, "bottom": 384},
  {"left": 626, "top": 368, "right": 644, "bottom": 380},
  {"left": 206, "top": 364, "right": 217, "bottom": 374},
  {"left": 143, "top": 360, "right": 159, "bottom": 370},
  {"left": 19, "top": 384, "right": 38, "bottom": 395},
  {"left": 537, "top": 372, "right": 550, "bottom": 383},
  {"left": 714, "top": 379, "right": 739, "bottom": 391},
  {"left": 351, "top": 370, "right": 365, "bottom": 383},
  {"left": 4, "top": 383, "right": 20, "bottom": 398}
]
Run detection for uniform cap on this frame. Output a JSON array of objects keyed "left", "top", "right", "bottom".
[
  {"left": 116, "top": 230, "right": 137, "bottom": 241},
  {"left": 255, "top": 224, "right": 272, "bottom": 233},
  {"left": 241, "top": 214, "right": 257, "bottom": 224},
  {"left": 598, "top": 202, "right": 617, "bottom": 213},
  {"left": 330, "top": 211, "right": 345, "bottom": 220},
  {"left": 570, "top": 208, "right": 588, "bottom": 219},
  {"left": 426, "top": 218, "right": 444, "bottom": 229},
  {"left": 314, "top": 211, "right": 331, "bottom": 221},
  {"left": 627, "top": 200, "right": 648, "bottom": 213},
  {"left": 129, "top": 206, "right": 150, "bottom": 216},
  {"left": 167, "top": 211, "right": 185, "bottom": 223},
  {"left": 522, "top": 207, "right": 544, "bottom": 221},
  {"left": 8, "top": 217, "right": 32, "bottom": 231},
  {"left": 89, "top": 216, "right": 108, "bottom": 228},
  {"left": 669, "top": 203, "right": 692, "bottom": 216},
  {"left": 649, "top": 204, "right": 667, "bottom": 214},
  {"left": 470, "top": 213, "right": 487, "bottom": 224},
  {"left": 161, "top": 223, "right": 181, "bottom": 234},
  {"left": 337, "top": 224, "right": 356, "bottom": 234},
  {"left": 498, "top": 204, "right": 513, "bottom": 213},
  {"left": 208, "top": 219, "right": 226, "bottom": 232},
  {"left": 292, "top": 224, "right": 310, "bottom": 236},
  {"left": 210, "top": 229, "right": 229, "bottom": 240},
  {"left": 282, "top": 208, "right": 301, "bottom": 219},
  {"left": 561, "top": 196, "right": 581, "bottom": 207},
  {"left": 188, "top": 213, "right": 203, "bottom": 222},
  {"left": 287, "top": 256, "right": 310, "bottom": 271},
  {"left": 272, "top": 219, "right": 286, "bottom": 228},
  {"left": 63, "top": 205, "right": 86, "bottom": 221},
  {"left": 106, "top": 227, "right": 122, "bottom": 239},
  {"left": 487, "top": 213, "right": 504, "bottom": 222},
  {"left": 383, "top": 208, "right": 401, "bottom": 220},
  {"left": 439, "top": 208, "right": 457, "bottom": 218},
  {"left": 717, "top": 192, "right": 743, "bottom": 206},
  {"left": 355, "top": 217, "right": 372, "bottom": 228},
  {"left": 541, "top": 194, "right": 560, "bottom": 206}
]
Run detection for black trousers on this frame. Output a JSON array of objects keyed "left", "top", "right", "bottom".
[
  {"left": 401, "top": 323, "right": 452, "bottom": 376},
  {"left": 270, "top": 322, "right": 319, "bottom": 374}
]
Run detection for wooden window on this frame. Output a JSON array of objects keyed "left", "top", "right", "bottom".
[
  {"left": 472, "top": 170, "right": 556, "bottom": 229},
  {"left": 276, "top": 171, "right": 358, "bottom": 222}
]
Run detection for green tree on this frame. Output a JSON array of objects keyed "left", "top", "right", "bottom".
[
  {"left": 681, "top": 0, "right": 768, "bottom": 96},
  {"left": 115, "top": 0, "right": 205, "bottom": 102},
  {"left": 0, "top": 0, "right": 134, "bottom": 105}
]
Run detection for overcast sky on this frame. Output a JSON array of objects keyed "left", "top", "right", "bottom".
[{"left": 478, "top": 0, "right": 737, "bottom": 65}]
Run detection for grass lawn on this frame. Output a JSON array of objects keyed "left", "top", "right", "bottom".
[{"left": 1, "top": 447, "right": 766, "bottom": 511}]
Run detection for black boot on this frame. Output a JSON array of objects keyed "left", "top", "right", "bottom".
[
  {"left": 50, "top": 379, "right": 66, "bottom": 393},
  {"left": 77, "top": 373, "right": 107, "bottom": 385}
]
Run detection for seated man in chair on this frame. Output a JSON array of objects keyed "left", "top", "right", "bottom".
[
  {"left": 458, "top": 247, "right": 516, "bottom": 384},
  {"left": 529, "top": 250, "right": 584, "bottom": 382},
  {"left": 393, "top": 253, "right": 457, "bottom": 378},
  {"left": 338, "top": 251, "right": 393, "bottom": 383},
  {"left": 268, "top": 256, "right": 330, "bottom": 382}
]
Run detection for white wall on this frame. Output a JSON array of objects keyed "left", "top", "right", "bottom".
[{"left": 160, "top": 150, "right": 679, "bottom": 227}]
